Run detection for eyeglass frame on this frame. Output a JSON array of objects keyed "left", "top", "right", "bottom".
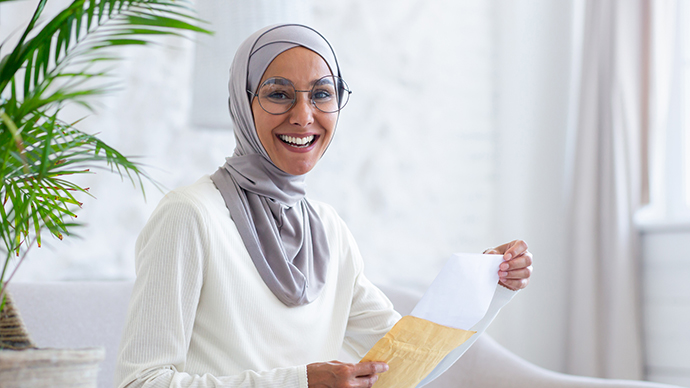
[{"left": 246, "top": 75, "right": 352, "bottom": 115}]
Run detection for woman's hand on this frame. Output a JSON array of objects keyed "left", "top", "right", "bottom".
[
  {"left": 484, "top": 240, "right": 533, "bottom": 291},
  {"left": 307, "top": 361, "right": 388, "bottom": 388}
]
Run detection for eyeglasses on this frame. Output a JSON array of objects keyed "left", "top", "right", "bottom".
[{"left": 247, "top": 75, "right": 351, "bottom": 115}]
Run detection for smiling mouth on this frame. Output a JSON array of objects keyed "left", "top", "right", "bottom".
[{"left": 278, "top": 134, "right": 317, "bottom": 148}]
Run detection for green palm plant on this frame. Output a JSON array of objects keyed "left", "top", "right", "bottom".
[{"left": 0, "top": 0, "right": 210, "bottom": 312}]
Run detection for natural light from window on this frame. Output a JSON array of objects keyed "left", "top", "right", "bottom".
[{"left": 684, "top": 0, "right": 690, "bottom": 206}]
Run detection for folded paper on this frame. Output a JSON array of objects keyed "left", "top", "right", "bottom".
[
  {"left": 360, "top": 315, "right": 475, "bottom": 388},
  {"left": 411, "top": 253, "right": 503, "bottom": 330},
  {"left": 359, "top": 253, "right": 503, "bottom": 387}
]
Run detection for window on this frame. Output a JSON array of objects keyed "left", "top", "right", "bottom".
[
  {"left": 637, "top": 0, "right": 690, "bottom": 226},
  {"left": 683, "top": 0, "right": 690, "bottom": 206}
]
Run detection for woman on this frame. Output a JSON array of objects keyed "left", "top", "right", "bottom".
[{"left": 115, "top": 24, "right": 533, "bottom": 388}]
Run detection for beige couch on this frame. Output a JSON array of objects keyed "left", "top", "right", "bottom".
[{"left": 8, "top": 281, "right": 684, "bottom": 388}]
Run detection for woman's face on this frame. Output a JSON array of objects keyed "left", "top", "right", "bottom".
[{"left": 252, "top": 47, "right": 337, "bottom": 176}]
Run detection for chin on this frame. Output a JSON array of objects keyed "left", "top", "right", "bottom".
[
  {"left": 280, "top": 160, "right": 317, "bottom": 176},
  {"left": 284, "top": 165, "right": 314, "bottom": 176}
]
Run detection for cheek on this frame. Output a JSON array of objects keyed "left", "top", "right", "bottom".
[
  {"left": 318, "top": 114, "right": 338, "bottom": 138},
  {"left": 254, "top": 118, "right": 270, "bottom": 143},
  {"left": 252, "top": 103, "right": 278, "bottom": 146}
]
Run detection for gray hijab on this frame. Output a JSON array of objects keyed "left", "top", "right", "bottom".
[{"left": 210, "top": 24, "right": 341, "bottom": 307}]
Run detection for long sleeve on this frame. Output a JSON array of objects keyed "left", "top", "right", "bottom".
[
  {"left": 342, "top": 273, "right": 402, "bottom": 358},
  {"left": 114, "top": 190, "right": 307, "bottom": 388},
  {"left": 335, "top": 215, "right": 401, "bottom": 360},
  {"left": 416, "top": 285, "right": 518, "bottom": 387}
]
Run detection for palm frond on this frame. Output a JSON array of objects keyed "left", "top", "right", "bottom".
[
  {"left": 1, "top": 0, "right": 211, "bottom": 109},
  {"left": 0, "top": 0, "right": 211, "bottom": 298}
]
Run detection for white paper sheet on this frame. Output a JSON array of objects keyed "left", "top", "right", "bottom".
[{"left": 410, "top": 253, "right": 503, "bottom": 330}]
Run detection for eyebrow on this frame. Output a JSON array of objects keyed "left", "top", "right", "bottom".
[
  {"left": 264, "top": 77, "right": 292, "bottom": 86},
  {"left": 263, "top": 76, "right": 334, "bottom": 87},
  {"left": 312, "top": 77, "right": 334, "bottom": 86}
]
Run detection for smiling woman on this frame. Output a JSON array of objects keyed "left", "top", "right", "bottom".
[{"left": 113, "top": 23, "right": 532, "bottom": 388}]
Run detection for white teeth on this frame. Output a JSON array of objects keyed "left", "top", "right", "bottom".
[{"left": 279, "top": 135, "right": 315, "bottom": 146}]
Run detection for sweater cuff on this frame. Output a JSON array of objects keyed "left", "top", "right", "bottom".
[{"left": 299, "top": 364, "right": 309, "bottom": 388}]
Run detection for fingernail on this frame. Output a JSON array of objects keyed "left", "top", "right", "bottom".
[
  {"left": 500, "top": 263, "right": 509, "bottom": 270},
  {"left": 504, "top": 253, "right": 512, "bottom": 261},
  {"left": 381, "top": 364, "right": 389, "bottom": 372}
]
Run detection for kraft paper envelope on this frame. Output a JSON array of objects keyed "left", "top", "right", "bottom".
[
  {"left": 360, "top": 315, "right": 475, "bottom": 388},
  {"left": 359, "top": 253, "right": 503, "bottom": 387}
]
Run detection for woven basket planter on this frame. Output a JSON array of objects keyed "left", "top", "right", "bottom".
[
  {"left": 0, "top": 348, "right": 105, "bottom": 388},
  {"left": 0, "top": 292, "right": 104, "bottom": 388}
]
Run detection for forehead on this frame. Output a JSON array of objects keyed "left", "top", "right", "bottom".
[{"left": 260, "top": 47, "right": 332, "bottom": 85}]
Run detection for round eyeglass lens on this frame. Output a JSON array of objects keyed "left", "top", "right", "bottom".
[
  {"left": 311, "top": 76, "right": 350, "bottom": 113},
  {"left": 255, "top": 76, "right": 350, "bottom": 115},
  {"left": 257, "top": 77, "right": 296, "bottom": 115}
]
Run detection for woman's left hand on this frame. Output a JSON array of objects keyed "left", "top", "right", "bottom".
[{"left": 484, "top": 240, "right": 533, "bottom": 291}]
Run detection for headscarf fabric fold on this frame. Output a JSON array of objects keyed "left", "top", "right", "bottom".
[{"left": 211, "top": 24, "right": 340, "bottom": 307}]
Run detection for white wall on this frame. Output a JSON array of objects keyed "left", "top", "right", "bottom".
[
  {"left": 641, "top": 227, "right": 690, "bottom": 387},
  {"left": 307, "top": 0, "right": 498, "bottom": 290}
]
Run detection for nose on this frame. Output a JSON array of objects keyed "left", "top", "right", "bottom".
[{"left": 288, "top": 92, "right": 315, "bottom": 127}]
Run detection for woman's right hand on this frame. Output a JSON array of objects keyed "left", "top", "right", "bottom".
[{"left": 307, "top": 361, "right": 388, "bottom": 388}]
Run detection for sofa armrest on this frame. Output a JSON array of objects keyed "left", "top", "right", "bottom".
[
  {"left": 375, "top": 282, "right": 684, "bottom": 388},
  {"left": 427, "top": 334, "right": 683, "bottom": 388}
]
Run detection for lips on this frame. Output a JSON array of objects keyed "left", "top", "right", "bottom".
[{"left": 278, "top": 134, "right": 316, "bottom": 148}]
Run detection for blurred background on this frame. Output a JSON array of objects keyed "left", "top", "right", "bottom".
[{"left": 1, "top": 0, "right": 688, "bottom": 386}]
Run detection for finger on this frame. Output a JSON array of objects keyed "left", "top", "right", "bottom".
[
  {"left": 499, "top": 252, "right": 533, "bottom": 272},
  {"left": 488, "top": 239, "right": 528, "bottom": 257},
  {"left": 490, "top": 241, "right": 510, "bottom": 254},
  {"left": 500, "top": 278, "right": 530, "bottom": 290},
  {"left": 503, "top": 240, "right": 529, "bottom": 261},
  {"left": 499, "top": 266, "right": 533, "bottom": 280},
  {"left": 355, "top": 362, "right": 388, "bottom": 377},
  {"left": 354, "top": 374, "right": 379, "bottom": 388}
]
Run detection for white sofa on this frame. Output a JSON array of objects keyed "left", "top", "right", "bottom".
[{"left": 7, "top": 281, "right": 685, "bottom": 388}]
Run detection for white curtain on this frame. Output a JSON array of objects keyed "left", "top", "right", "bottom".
[{"left": 564, "top": 0, "right": 650, "bottom": 379}]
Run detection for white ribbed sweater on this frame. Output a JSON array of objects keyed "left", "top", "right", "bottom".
[{"left": 114, "top": 175, "right": 516, "bottom": 388}]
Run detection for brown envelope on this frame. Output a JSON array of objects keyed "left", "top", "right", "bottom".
[{"left": 360, "top": 315, "right": 475, "bottom": 388}]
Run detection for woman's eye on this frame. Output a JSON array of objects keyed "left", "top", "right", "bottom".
[
  {"left": 312, "top": 90, "right": 332, "bottom": 101},
  {"left": 266, "top": 91, "right": 292, "bottom": 102}
]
